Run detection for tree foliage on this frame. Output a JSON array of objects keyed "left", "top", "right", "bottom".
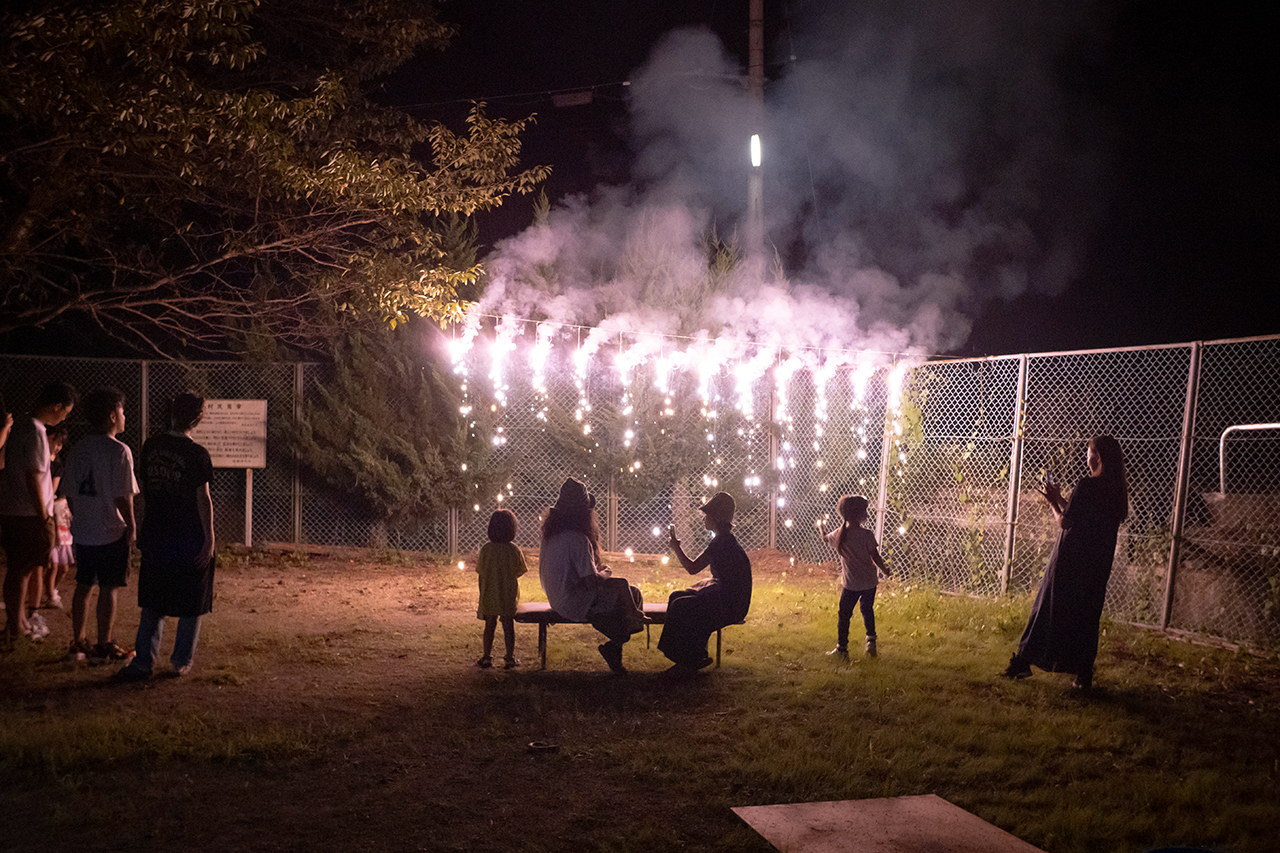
[
  {"left": 0, "top": 0, "right": 548, "bottom": 356},
  {"left": 292, "top": 318, "right": 507, "bottom": 533}
]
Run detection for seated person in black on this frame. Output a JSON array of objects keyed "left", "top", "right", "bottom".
[{"left": 661, "top": 492, "right": 752, "bottom": 671}]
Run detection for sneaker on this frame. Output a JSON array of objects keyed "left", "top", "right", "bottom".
[
  {"left": 163, "top": 664, "right": 193, "bottom": 678},
  {"left": 91, "top": 641, "right": 133, "bottom": 661},
  {"left": 826, "top": 646, "right": 849, "bottom": 662},
  {"left": 865, "top": 637, "right": 877, "bottom": 658},
  {"left": 475, "top": 655, "right": 493, "bottom": 668},
  {"left": 26, "top": 611, "right": 50, "bottom": 639},
  {"left": 46, "top": 590, "right": 63, "bottom": 609},
  {"left": 113, "top": 664, "right": 151, "bottom": 683},
  {"left": 597, "top": 642, "right": 627, "bottom": 675},
  {"left": 503, "top": 656, "right": 520, "bottom": 669},
  {"left": 1001, "top": 655, "right": 1032, "bottom": 679}
]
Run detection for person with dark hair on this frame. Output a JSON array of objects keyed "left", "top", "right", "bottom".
[
  {"left": 819, "top": 494, "right": 889, "bottom": 661},
  {"left": 117, "top": 393, "right": 215, "bottom": 681},
  {"left": 38, "top": 423, "right": 73, "bottom": 611},
  {"left": 474, "top": 508, "right": 527, "bottom": 669},
  {"left": 538, "top": 478, "right": 645, "bottom": 674},
  {"left": 661, "top": 492, "right": 753, "bottom": 672},
  {"left": 22, "top": 422, "right": 71, "bottom": 631},
  {"left": 1, "top": 381, "right": 77, "bottom": 642},
  {"left": 1003, "top": 435, "right": 1130, "bottom": 691},
  {"left": 62, "top": 387, "right": 138, "bottom": 661}
]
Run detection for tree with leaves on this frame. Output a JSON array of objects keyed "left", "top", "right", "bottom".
[
  {"left": 293, "top": 317, "right": 508, "bottom": 545},
  {"left": 0, "top": 0, "right": 547, "bottom": 356}
]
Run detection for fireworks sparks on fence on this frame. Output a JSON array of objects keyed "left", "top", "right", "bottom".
[{"left": 446, "top": 317, "right": 917, "bottom": 540}]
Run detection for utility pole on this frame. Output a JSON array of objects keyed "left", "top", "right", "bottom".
[
  {"left": 750, "top": 1, "right": 777, "bottom": 549},
  {"left": 747, "top": 0, "right": 765, "bottom": 260}
]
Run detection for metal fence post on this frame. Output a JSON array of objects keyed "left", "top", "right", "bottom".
[
  {"left": 293, "top": 362, "right": 304, "bottom": 545},
  {"left": 139, "top": 360, "right": 149, "bottom": 441},
  {"left": 448, "top": 507, "right": 459, "bottom": 559},
  {"left": 607, "top": 473, "right": 619, "bottom": 553},
  {"left": 1161, "top": 342, "right": 1202, "bottom": 629},
  {"left": 768, "top": 365, "right": 778, "bottom": 550},
  {"left": 1000, "top": 354, "right": 1029, "bottom": 595},
  {"left": 873, "top": 365, "right": 894, "bottom": 546}
]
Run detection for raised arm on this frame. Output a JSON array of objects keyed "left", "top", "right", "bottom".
[
  {"left": 668, "top": 527, "right": 710, "bottom": 575},
  {"left": 1040, "top": 480, "right": 1067, "bottom": 525}
]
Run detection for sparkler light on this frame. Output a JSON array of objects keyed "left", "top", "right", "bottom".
[{"left": 442, "top": 315, "right": 920, "bottom": 553}]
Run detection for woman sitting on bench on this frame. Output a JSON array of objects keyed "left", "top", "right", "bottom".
[
  {"left": 538, "top": 478, "right": 646, "bottom": 674},
  {"left": 662, "top": 492, "right": 753, "bottom": 672}
]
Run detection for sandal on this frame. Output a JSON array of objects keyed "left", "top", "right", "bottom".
[
  {"left": 475, "top": 655, "right": 493, "bottom": 668},
  {"left": 92, "top": 641, "right": 133, "bottom": 661}
]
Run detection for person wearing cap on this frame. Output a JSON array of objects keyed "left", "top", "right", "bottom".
[
  {"left": 538, "top": 477, "right": 646, "bottom": 674},
  {"left": 117, "top": 393, "right": 215, "bottom": 681},
  {"left": 662, "top": 491, "right": 752, "bottom": 672}
]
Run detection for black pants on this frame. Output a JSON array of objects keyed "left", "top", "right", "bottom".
[{"left": 836, "top": 586, "right": 876, "bottom": 649}]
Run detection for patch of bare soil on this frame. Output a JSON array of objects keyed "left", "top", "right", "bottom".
[{"left": 2, "top": 548, "right": 802, "bottom": 853}]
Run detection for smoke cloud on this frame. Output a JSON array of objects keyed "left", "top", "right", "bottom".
[{"left": 475, "top": 0, "right": 1107, "bottom": 358}]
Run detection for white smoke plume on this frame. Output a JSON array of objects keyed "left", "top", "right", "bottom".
[{"left": 474, "top": 0, "right": 1107, "bottom": 360}]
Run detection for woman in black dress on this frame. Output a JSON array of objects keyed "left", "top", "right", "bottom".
[{"left": 1003, "top": 435, "right": 1128, "bottom": 690}]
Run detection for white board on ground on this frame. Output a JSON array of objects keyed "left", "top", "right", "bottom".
[{"left": 732, "top": 794, "right": 1046, "bottom": 853}]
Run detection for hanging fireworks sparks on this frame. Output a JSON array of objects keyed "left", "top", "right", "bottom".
[{"left": 446, "top": 315, "right": 920, "bottom": 553}]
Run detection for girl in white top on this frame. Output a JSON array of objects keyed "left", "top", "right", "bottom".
[{"left": 818, "top": 495, "right": 889, "bottom": 659}]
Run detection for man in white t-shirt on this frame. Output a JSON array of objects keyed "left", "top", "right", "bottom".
[
  {"left": 62, "top": 387, "right": 139, "bottom": 660},
  {"left": 1, "top": 382, "right": 77, "bottom": 642}
]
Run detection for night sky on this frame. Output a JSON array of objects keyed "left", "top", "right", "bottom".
[{"left": 386, "top": 0, "right": 1277, "bottom": 358}]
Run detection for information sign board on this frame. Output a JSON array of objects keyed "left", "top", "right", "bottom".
[{"left": 190, "top": 399, "right": 268, "bottom": 468}]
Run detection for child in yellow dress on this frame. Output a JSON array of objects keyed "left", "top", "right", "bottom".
[{"left": 476, "top": 509, "right": 527, "bottom": 668}]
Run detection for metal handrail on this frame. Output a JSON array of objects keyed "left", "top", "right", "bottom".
[{"left": 1218, "top": 423, "right": 1280, "bottom": 493}]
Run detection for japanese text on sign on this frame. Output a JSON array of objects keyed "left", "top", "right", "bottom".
[{"left": 191, "top": 400, "right": 267, "bottom": 468}]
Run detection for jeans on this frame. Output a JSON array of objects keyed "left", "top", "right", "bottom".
[
  {"left": 836, "top": 586, "right": 876, "bottom": 650},
  {"left": 131, "top": 607, "right": 202, "bottom": 673}
]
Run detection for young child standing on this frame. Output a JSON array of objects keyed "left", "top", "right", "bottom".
[
  {"left": 44, "top": 424, "right": 73, "bottom": 610},
  {"left": 475, "top": 509, "right": 527, "bottom": 669},
  {"left": 819, "top": 495, "right": 889, "bottom": 660}
]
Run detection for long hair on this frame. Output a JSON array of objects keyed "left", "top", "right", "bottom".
[
  {"left": 1089, "top": 435, "right": 1129, "bottom": 522},
  {"left": 835, "top": 495, "right": 870, "bottom": 554},
  {"left": 540, "top": 505, "right": 602, "bottom": 564}
]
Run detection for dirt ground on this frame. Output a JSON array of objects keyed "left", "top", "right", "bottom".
[{"left": 2, "top": 547, "right": 802, "bottom": 853}]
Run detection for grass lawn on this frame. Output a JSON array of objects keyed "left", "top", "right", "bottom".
[{"left": 1, "top": 546, "right": 1277, "bottom": 852}]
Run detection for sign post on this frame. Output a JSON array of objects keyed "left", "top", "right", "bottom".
[{"left": 190, "top": 400, "right": 268, "bottom": 547}]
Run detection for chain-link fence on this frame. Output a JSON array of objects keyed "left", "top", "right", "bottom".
[{"left": 3, "top": 334, "right": 1277, "bottom": 645}]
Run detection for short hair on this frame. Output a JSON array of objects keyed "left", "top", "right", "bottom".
[
  {"left": 169, "top": 392, "right": 205, "bottom": 432},
  {"left": 34, "top": 381, "right": 78, "bottom": 411},
  {"left": 45, "top": 423, "right": 69, "bottom": 444},
  {"left": 488, "top": 509, "right": 518, "bottom": 544},
  {"left": 83, "top": 386, "right": 126, "bottom": 431}
]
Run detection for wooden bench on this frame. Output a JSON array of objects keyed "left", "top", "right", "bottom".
[{"left": 513, "top": 601, "right": 743, "bottom": 670}]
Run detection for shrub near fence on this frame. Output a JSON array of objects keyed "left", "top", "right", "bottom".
[{"left": 2, "top": 334, "right": 1277, "bottom": 645}]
